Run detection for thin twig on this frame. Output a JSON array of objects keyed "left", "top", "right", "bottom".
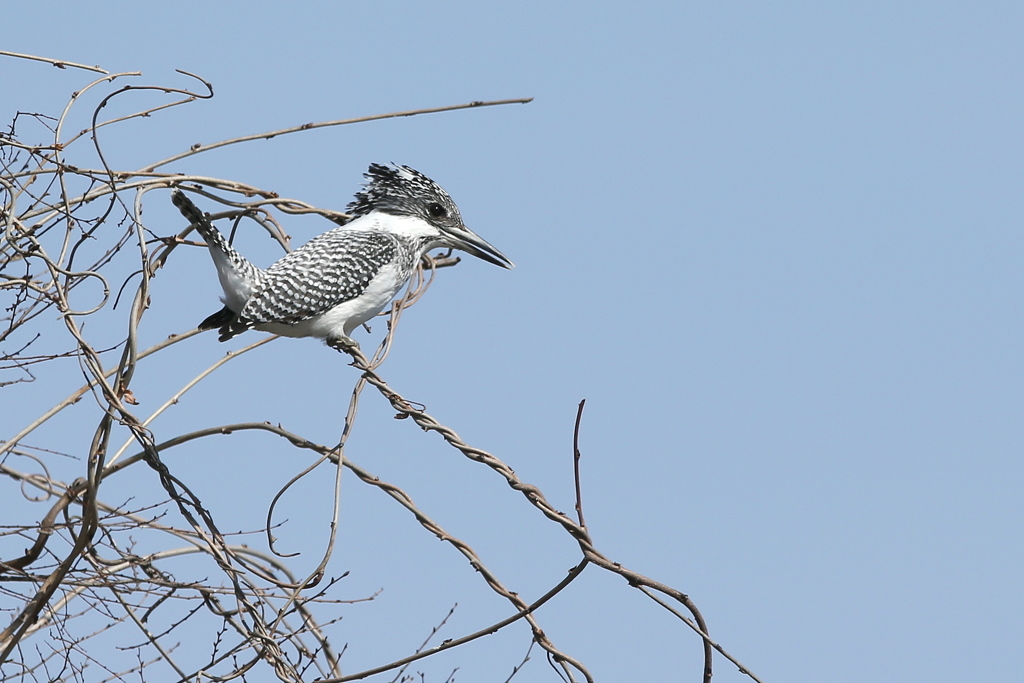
[
  {"left": 573, "top": 399, "right": 587, "bottom": 529},
  {"left": 139, "top": 98, "right": 534, "bottom": 172},
  {"left": 0, "top": 50, "right": 108, "bottom": 74}
]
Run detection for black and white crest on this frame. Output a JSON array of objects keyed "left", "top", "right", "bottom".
[{"left": 346, "top": 164, "right": 464, "bottom": 229}]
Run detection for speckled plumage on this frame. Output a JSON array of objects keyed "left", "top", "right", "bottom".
[{"left": 172, "top": 164, "right": 513, "bottom": 347}]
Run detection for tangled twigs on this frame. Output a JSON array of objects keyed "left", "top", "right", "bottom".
[
  {"left": 2, "top": 54, "right": 764, "bottom": 683},
  {"left": 1, "top": 57, "right": 544, "bottom": 681}
]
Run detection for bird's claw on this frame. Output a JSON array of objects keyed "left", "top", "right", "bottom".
[{"left": 327, "top": 336, "right": 360, "bottom": 352}]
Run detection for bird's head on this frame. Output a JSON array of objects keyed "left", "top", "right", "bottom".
[{"left": 348, "top": 164, "right": 514, "bottom": 269}]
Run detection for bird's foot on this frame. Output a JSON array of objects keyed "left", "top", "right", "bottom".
[
  {"left": 327, "top": 335, "right": 360, "bottom": 352},
  {"left": 328, "top": 335, "right": 372, "bottom": 369}
]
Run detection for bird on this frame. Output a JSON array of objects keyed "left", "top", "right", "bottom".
[{"left": 171, "top": 164, "right": 513, "bottom": 350}]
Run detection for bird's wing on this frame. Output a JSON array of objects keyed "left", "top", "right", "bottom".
[{"left": 238, "top": 230, "right": 400, "bottom": 324}]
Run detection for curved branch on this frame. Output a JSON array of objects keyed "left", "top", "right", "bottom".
[{"left": 333, "top": 560, "right": 589, "bottom": 682}]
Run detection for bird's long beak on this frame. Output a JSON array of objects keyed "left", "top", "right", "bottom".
[{"left": 445, "top": 225, "right": 514, "bottom": 269}]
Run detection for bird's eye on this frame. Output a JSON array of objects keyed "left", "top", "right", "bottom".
[{"left": 427, "top": 203, "right": 447, "bottom": 218}]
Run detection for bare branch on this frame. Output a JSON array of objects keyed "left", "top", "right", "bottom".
[
  {"left": 573, "top": 399, "right": 587, "bottom": 529},
  {"left": 139, "top": 98, "right": 534, "bottom": 172},
  {"left": 0, "top": 50, "right": 108, "bottom": 74}
]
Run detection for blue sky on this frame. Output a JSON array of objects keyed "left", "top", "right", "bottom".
[{"left": 3, "top": 2, "right": 1023, "bottom": 681}]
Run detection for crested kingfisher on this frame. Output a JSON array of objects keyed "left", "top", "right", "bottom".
[{"left": 172, "top": 164, "right": 513, "bottom": 349}]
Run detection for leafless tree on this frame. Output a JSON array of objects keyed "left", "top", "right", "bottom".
[{"left": 0, "top": 52, "right": 761, "bottom": 682}]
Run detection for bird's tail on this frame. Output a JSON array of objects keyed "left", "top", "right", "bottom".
[
  {"left": 171, "top": 189, "right": 266, "bottom": 314},
  {"left": 171, "top": 190, "right": 246, "bottom": 266}
]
